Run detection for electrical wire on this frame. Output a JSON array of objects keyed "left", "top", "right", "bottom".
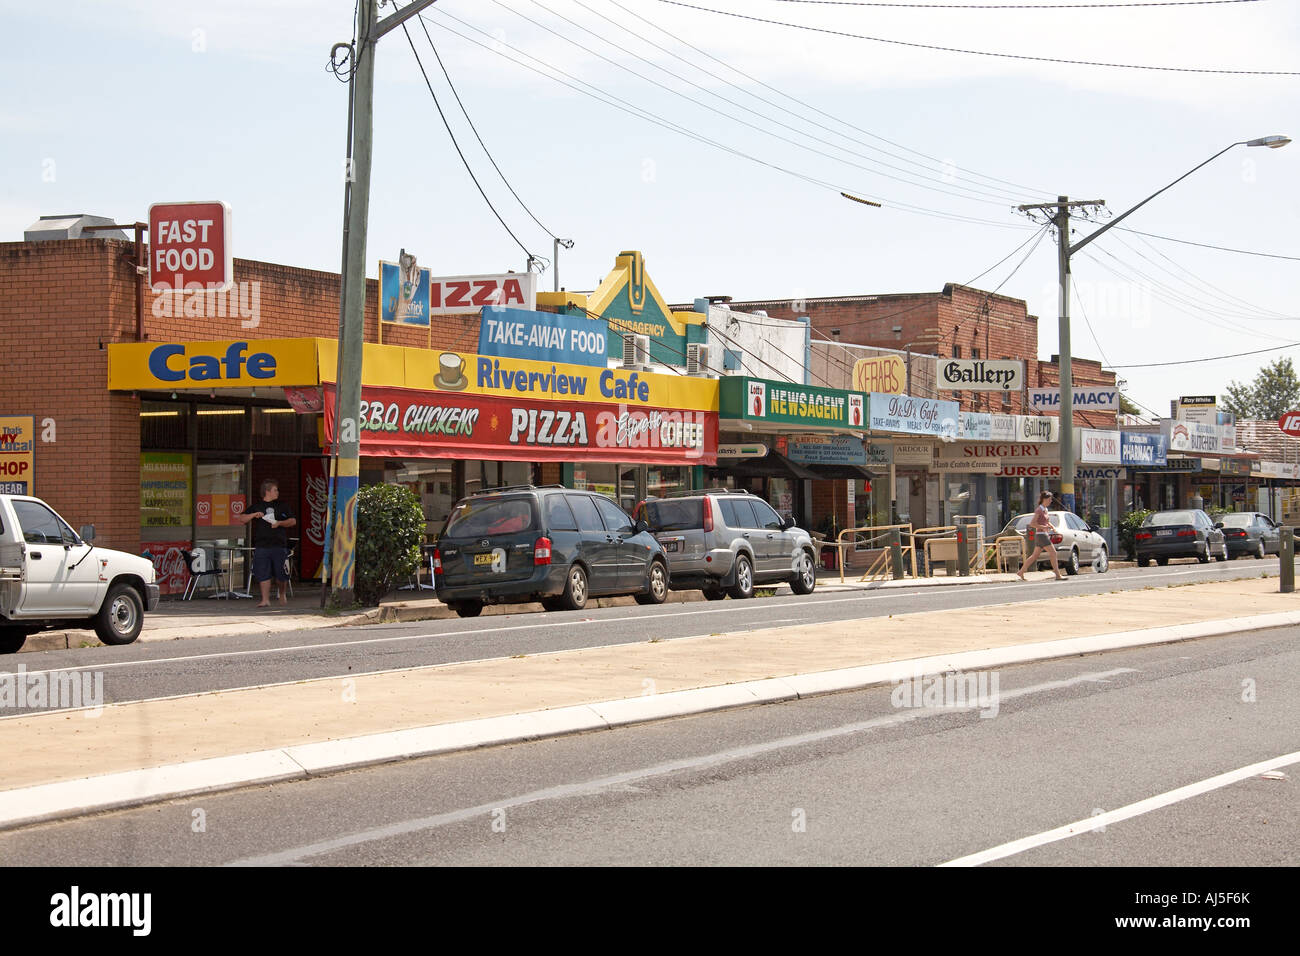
[
  {"left": 647, "top": 0, "right": 1300, "bottom": 75},
  {"left": 413, "top": 14, "right": 563, "bottom": 241},
  {"left": 399, "top": 22, "right": 539, "bottom": 261},
  {"left": 427, "top": 8, "right": 1037, "bottom": 230},
  {"left": 607, "top": 0, "right": 1052, "bottom": 198},
  {"left": 496, "top": 0, "right": 1021, "bottom": 210},
  {"left": 764, "top": 0, "right": 1264, "bottom": 8},
  {"left": 1114, "top": 227, "right": 1300, "bottom": 262},
  {"left": 561, "top": 0, "right": 1037, "bottom": 206},
  {"left": 1106, "top": 341, "right": 1300, "bottom": 369}
]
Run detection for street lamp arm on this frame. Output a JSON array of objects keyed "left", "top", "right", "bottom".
[
  {"left": 373, "top": 0, "right": 441, "bottom": 41},
  {"left": 1068, "top": 142, "right": 1246, "bottom": 257}
]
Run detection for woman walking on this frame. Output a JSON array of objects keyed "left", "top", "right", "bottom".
[{"left": 1018, "top": 490, "right": 1064, "bottom": 581}]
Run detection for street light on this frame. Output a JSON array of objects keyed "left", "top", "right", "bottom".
[{"left": 1019, "top": 135, "right": 1290, "bottom": 513}]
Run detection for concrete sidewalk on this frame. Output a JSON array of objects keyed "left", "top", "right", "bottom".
[
  {"left": 0, "top": 575, "right": 1296, "bottom": 830},
  {"left": 19, "top": 565, "right": 1062, "bottom": 652}
]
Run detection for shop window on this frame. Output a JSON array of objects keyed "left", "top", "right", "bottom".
[
  {"left": 195, "top": 405, "right": 248, "bottom": 451},
  {"left": 140, "top": 401, "right": 189, "bottom": 449},
  {"left": 251, "top": 407, "right": 302, "bottom": 451}
]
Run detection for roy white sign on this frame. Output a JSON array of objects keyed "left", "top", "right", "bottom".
[
  {"left": 937, "top": 359, "right": 1023, "bottom": 391},
  {"left": 1027, "top": 387, "right": 1119, "bottom": 413}
]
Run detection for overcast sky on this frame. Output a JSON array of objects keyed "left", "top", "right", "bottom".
[{"left": 3, "top": 0, "right": 1297, "bottom": 415}]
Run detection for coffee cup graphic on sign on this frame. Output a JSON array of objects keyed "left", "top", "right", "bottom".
[{"left": 436, "top": 352, "right": 468, "bottom": 390}]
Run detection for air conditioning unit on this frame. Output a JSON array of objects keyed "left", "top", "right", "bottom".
[
  {"left": 686, "top": 343, "right": 710, "bottom": 376},
  {"left": 622, "top": 333, "right": 651, "bottom": 368}
]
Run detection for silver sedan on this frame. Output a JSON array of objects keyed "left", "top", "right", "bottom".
[{"left": 998, "top": 510, "right": 1110, "bottom": 575}]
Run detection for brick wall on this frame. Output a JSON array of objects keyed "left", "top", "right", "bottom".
[{"left": 0, "top": 238, "right": 482, "bottom": 553}]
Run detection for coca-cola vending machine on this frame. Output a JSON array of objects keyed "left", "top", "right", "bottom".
[{"left": 299, "top": 457, "right": 330, "bottom": 581}]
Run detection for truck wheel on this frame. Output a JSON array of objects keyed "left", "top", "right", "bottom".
[
  {"left": 0, "top": 627, "right": 27, "bottom": 654},
  {"left": 95, "top": 583, "right": 143, "bottom": 645}
]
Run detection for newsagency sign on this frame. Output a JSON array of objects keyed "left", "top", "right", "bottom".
[
  {"left": 1027, "top": 387, "right": 1119, "bottom": 414},
  {"left": 936, "top": 359, "right": 1023, "bottom": 392},
  {"left": 720, "top": 377, "right": 866, "bottom": 430}
]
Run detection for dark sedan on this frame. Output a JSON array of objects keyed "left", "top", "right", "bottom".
[
  {"left": 1135, "top": 509, "right": 1227, "bottom": 566},
  {"left": 1218, "top": 511, "right": 1281, "bottom": 559}
]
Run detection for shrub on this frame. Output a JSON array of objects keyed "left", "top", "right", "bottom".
[
  {"left": 354, "top": 483, "right": 424, "bottom": 606},
  {"left": 1118, "top": 509, "right": 1154, "bottom": 560}
]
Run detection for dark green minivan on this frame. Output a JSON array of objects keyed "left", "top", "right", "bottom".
[{"left": 433, "top": 485, "right": 670, "bottom": 618}]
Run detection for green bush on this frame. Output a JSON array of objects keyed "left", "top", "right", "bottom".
[
  {"left": 354, "top": 483, "right": 424, "bottom": 606},
  {"left": 1118, "top": 509, "right": 1154, "bottom": 560}
]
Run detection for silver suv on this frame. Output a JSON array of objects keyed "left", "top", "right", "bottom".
[{"left": 634, "top": 490, "right": 817, "bottom": 600}]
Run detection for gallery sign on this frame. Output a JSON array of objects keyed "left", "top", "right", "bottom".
[
  {"left": 1017, "top": 415, "right": 1058, "bottom": 443},
  {"left": 477, "top": 307, "right": 608, "bottom": 368},
  {"left": 936, "top": 359, "right": 1023, "bottom": 391},
  {"left": 869, "top": 393, "right": 959, "bottom": 439},
  {"left": 326, "top": 384, "right": 717, "bottom": 466},
  {"left": 1026, "top": 387, "right": 1119, "bottom": 413}
]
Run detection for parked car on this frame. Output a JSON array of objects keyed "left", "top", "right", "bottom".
[
  {"left": 433, "top": 485, "right": 669, "bottom": 617},
  {"left": 1134, "top": 509, "right": 1227, "bottom": 566},
  {"left": 1217, "top": 511, "right": 1281, "bottom": 559},
  {"left": 997, "top": 510, "right": 1109, "bottom": 575},
  {"left": 634, "top": 489, "right": 817, "bottom": 599},
  {"left": 0, "top": 494, "right": 160, "bottom": 652}
]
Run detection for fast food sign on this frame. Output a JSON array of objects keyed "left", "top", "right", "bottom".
[{"left": 149, "top": 201, "right": 233, "bottom": 292}]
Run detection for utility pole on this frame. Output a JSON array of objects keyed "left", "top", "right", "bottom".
[
  {"left": 554, "top": 237, "right": 574, "bottom": 293},
  {"left": 330, "top": 0, "right": 441, "bottom": 604},
  {"left": 1019, "top": 136, "right": 1290, "bottom": 516}
]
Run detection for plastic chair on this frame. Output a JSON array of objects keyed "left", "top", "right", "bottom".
[
  {"left": 183, "top": 548, "right": 224, "bottom": 600},
  {"left": 283, "top": 547, "right": 295, "bottom": 598}
]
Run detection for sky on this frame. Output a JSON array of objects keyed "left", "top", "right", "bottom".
[{"left": 2, "top": 0, "right": 1297, "bottom": 416}]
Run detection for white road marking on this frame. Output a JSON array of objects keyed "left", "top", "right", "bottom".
[
  {"left": 226, "top": 667, "right": 1136, "bottom": 866},
  {"left": 939, "top": 749, "right": 1300, "bottom": 867}
]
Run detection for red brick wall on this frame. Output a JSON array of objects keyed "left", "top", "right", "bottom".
[{"left": 0, "top": 238, "right": 482, "bottom": 553}]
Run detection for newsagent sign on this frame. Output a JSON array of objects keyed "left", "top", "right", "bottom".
[
  {"left": 720, "top": 377, "right": 866, "bottom": 430},
  {"left": 324, "top": 385, "right": 717, "bottom": 465}
]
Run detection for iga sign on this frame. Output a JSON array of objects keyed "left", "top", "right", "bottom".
[
  {"left": 1279, "top": 411, "right": 1300, "bottom": 438},
  {"left": 326, "top": 385, "right": 717, "bottom": 466},
  {"left": 1027, "top": 387, "right": 1119, "bottom": 413},
  {"left": 478, "top": 308, "right": 608, "bottom": 368},
  {"left": 149, "top": 201, "right": 232, "bottom": 292},
  {"left": 937, "top": 359, "right": 1023, "bottom": 391}
]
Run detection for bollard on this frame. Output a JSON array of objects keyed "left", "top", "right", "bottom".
[
  {"left": 1282, "top": 528, "right": 1294, "bottom": 594},
  {"left": 956, "top": 526, "right": 969, "bottom": 577},
  {"left": 888, "top": 527, "right": 905, "bottom": 580}
]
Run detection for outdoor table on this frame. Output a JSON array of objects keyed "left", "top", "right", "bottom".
[{"left": 211, "top": 545, "right": 255, "bottom": 599}]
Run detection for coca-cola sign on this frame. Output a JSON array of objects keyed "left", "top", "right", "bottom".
[{"left": 299, "top": 457, "right": 329, "bottom": 580}]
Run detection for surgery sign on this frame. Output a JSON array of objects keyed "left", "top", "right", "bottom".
[{"left": 324, "top": 385, "right": 717, "bottom": 466}]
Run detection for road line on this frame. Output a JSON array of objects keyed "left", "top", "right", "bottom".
[
  {"left": 226, "top": 667, "right": 1136, "bottom": 866},
  {"left": 939, "top": 749, "right": 1300, "bottom": 867}
]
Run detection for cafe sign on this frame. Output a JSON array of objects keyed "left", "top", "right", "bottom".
[
  {"left": 720, "top": 377, "right": 866, "bottom": 429},
  {"left": 869, "top": 393, "right": 959, "bottom": 439},
  {"left": 936, "top": 359, "right": 1023, "bottom": 391}
]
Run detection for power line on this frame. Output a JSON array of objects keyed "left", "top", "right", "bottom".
[
  {"left": 427, "top": 8, "right": 1037, "bottom": 231},
  {"left": 607, "top": 0, "right": 1052, "bottom": 198},
  {"left": 764, "top": 0, "right": 1264, "bottom": 8},
  {"left": 1106, "top": 341, "right": 1300, "bottom": 369},
  {"left": 399, "top": 21, "right": 538, "bottom": 261},
  {"left": 648, "top": 0, "right": 1300, "bottom": 74},
  {"left": 568, "top": 0, "right": 1037, "bottom": 205},
  {"left": 496, "top": 0, "right": 1022, "bottom": 209},
  {"left": 412, "top": 13, "right": 561, "bottom": 241},
  {"left": 1114, "top": 227, "right": 1300, "bottom": 262}
]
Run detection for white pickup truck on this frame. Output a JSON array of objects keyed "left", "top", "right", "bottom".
[{"left": 0, "top": 495, "right": 159, "bottom": 653}]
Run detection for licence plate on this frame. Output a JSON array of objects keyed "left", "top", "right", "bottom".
[
  {"left": 1157, "top": 530, "right": 1174, "bottom": 537},
  {"left": 473, "top": 553, "right": 495, "bottom": 566},
  {"left": 663, "top": 541, "right": 679, "bottom": 552}
]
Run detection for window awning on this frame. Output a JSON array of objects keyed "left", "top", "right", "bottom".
[
  {"left": 801, "top": 462, "right": 876, "bottom": 481},
  {"left": 709, "top": 450, "right": 820, "bottom": 480}
]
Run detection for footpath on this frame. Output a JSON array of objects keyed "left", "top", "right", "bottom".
[{"left": 2, "top": 570, "right": 1296, "bottom": 830}]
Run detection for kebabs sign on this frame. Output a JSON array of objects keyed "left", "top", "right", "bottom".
[{"left": 149, "top": 201, "right": 233, "bottom": 293}]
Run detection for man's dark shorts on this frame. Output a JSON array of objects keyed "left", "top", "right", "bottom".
[{"left": 252, "top": 546, "right": 290, "bottom": 583}]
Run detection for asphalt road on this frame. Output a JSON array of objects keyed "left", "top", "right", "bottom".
[
  {"left": 1, "top": 557, "right": 1284, "bottom": 711},
  {"left": 1, "top": 624, "right": 1294, "bottom": 866}
]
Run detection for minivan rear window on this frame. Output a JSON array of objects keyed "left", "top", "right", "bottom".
[
  {"left": 642, "top": 499, "right": 703, "bottom": 531},
  {"left": 444, "top": 496, "right": 537, "bottom": 537},
  {"left": 1145, "top": 511, "right": 1195, "bottom": 527}
]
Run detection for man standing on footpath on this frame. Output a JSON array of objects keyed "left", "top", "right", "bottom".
[{"left": 238, "top": 478, "right": 297, "bottom": 607}]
